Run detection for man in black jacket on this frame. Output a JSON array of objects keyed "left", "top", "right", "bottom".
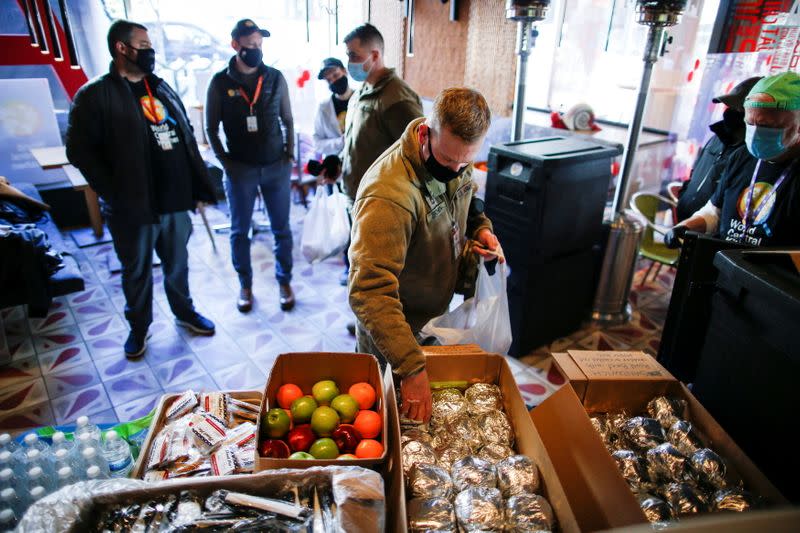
[
  {"left": 66, "top": 20, "right": 217, "bottom": 358},
  {"left": 205, "top": 19, "right": 296, "bottom": 314},
  {"left": 676, "top": 77, "right": 762, "bottom": 221}
]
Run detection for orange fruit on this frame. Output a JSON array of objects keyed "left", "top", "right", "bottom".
[
  {"left": 277, "top": 384, "right": 304, "bottom": 409},
  {"left": 349, "top": 382, "right": 376, "bottom": 410},
  {"left": 353, "top": 410, "right": 382, "bottom": 439},
  {"left": 355, "top": 439, "right": 384, "bottom": 459}
]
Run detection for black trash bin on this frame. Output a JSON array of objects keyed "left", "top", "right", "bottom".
[
  {"left": 484, "top": 136, "right": 621, "bottom": 356},
  {"left": 693, "top": 248, "right": 800, "bottom": 502}
]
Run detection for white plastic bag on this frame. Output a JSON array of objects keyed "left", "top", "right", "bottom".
[
  {"left": 301, "top": 186, "right": 351, "bottom": 263},
  {"left": 420, "top": 259, "right": 512, "bottom": 354}
]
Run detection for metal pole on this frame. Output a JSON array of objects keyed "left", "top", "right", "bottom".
[
  {"left": 610, "top": 26, "right": 666, "bottom": 215},
  {"left": 511, "top": 20, "right": 533, "bottom": 142}
]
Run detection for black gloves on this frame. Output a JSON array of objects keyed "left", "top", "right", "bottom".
[{"left": 664, "top": 225, "right": 688, "bottom": 249}]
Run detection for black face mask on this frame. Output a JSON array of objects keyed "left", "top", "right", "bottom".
[
  {"left": 239, "top": 46, "right": 262, "bottom": 68},
  {"left": 425, "top": 137, "right": 465, "bottom": 183},
  {"left": 125, "top": 44, "right": 155, "bottom": 74},
  {"left": 722, "top": 108, "right": 745, "bottom": 129},
  {"left": 329, "top": 76, "right": 349, "bottom": 96}
]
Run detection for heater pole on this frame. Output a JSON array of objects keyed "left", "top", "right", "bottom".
[{"left": 511, "top": 20, "right": 534, "bottom": 142}]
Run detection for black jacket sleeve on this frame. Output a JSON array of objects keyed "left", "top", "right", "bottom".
[{"left": 65, "top": 83, "right": 113, "bottom": 199}]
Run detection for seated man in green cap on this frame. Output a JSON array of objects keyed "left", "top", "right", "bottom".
[{"left": 666, "top": 71, "right": 800, "bottom": 248}]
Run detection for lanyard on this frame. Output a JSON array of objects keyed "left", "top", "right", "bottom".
[
  {"left": 238, "top": 75, "right": 264, "bottom": 115},
  {"left": 142, "top": 78, "right": 159, "bottom": 122},
  {"left": 742, "top": 159, "right": 795, "bottom": 236}
]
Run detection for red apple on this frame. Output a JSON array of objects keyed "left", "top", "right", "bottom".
[
  {"left": 287, "top": 424, "right": 316, "bottom": 452},
  {"left": 259, "top": 438, "right": 290, "bottom": 458},
  {"left": 331, "top": 424, "right": 362, "bottom": 454}
]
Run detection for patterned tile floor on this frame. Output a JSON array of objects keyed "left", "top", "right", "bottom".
[{"left": 0, "top": 202, "right": 674, "bottom": 432}]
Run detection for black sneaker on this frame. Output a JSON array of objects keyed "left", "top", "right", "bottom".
[
  {"left": 124, "top": 330, "right": 148, "bottom": 358},
  {"left": 176, "top": 313, "right": 215, "bottom": 335}
]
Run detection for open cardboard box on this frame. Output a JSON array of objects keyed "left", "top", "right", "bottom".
[
  {"left": 530, "top": 350, "right": 788, "bottom": 531},
  {"left": 395, "top": 350, "right": 581, "bottom": 533},
  {"left": 256, "top": 352, "right": 389, "bottom": 470},
  {"left": 131, "top": 390, "right": 263, "bottom": 479}
]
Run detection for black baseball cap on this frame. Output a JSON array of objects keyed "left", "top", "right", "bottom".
[
  {"left": 231, "top": 19, "right": 270, "bottom": 40},
  {"left": 317, "top": 57, "right": 345, "bottom": 80},
  {"left": 712, "top": 76, "right": 762, "bottom": 112}
]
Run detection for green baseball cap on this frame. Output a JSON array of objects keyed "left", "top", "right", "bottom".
[{"left": 744, "top": 71, "right": 800, "bottom": 111}]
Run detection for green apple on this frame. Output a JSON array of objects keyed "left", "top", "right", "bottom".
[
  {"left": 309, "top": 438, "right": 339, "bottom": 459},
  {"left": 330, "top": 393, "right": 360, "bottom": 423},
  {"left": 312, "top": 379, "right": 339, "bottom": 406},
  {"left": 289, "top": 451, "right": 314, "bottom": 460},
  {"left": 264, "top": 408, "right": 291, "bottom": 439},
  {"left": 290, "top": 395, "right": 318, "bottom": 424},
  {"left": 310, "top": 406, "right": 340, "bottom": 437}
]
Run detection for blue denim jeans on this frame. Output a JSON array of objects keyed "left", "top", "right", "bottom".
[
  {"left": 224, "top": 158, "right": 293, "bottom": 288},
  {"left": 107, "top": 211, "right": 195, "bottom": 333}
]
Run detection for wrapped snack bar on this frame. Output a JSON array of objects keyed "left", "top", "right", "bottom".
[
  {"left": 409, "top": 463, "right": 454, "bottom": 500},
  {"left": 690, "top": 448, "right": 728, "bottom": 490},
  {"left": 451, "top": 456, "right": 497, "bottom": 492},
  {"left": 408, "top": 497, "right": 457, "bottom": 533},
  {"left": 496, "top": 455, "right": 540, "bottom": 497},
  {"left": 403, "top": 440, "right": 438, "bottom": 476},
  {"left": 663, "top": 482, "right": 709, "bottom": 517},
  {"left": 646, "top": 442, "right": 688, "bottom": 483},
  {"left": 505, "top": 494, "right": 555, "bottom": 532},
  {"left": 477, "top": 443, "right": 515, "bottom": 465},
  {"left": 667, "top": 420, "right": 703, "bottom": 457},
  {"left": 454, "top": 487, "right": 504, "bottom": 532},
  {"left": 464, "top": 383, "right": 503, "bottom": 415},
  {"left": 647, "top": 396, "right": 687, "bottom": 430},
  {"left": 713, "top": 487, "right": 754, "bottom": 512}
]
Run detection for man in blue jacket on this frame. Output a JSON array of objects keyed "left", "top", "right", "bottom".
[
  {"left": 66, "top": 20, "right": 217, "bottom": 359},
  {"left": 205, "top": 19, "right": 296, "bottom": 314}
]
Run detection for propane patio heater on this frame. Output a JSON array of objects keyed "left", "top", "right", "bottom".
[
  {"left": 507, "top": 0, "right": 550, "bottom": 141},
  {"left": 592, "top": 0, "right": 687, "bottom": 325}
]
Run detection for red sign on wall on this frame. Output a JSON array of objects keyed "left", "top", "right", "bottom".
[{"left": 720, "top": 0, "right": 794, "bottom": 53}]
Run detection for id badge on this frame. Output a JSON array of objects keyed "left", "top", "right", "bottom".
[
  {"left": 156, "top": 132, "right": 173, "bottom": 151},
  {"left": 246, "top": 115, "right": 258, "bottom": 132}
]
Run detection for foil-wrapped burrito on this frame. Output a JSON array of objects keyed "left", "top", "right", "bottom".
[
  {"left": 505, "top": 494, "right": 555, "bottom": 532},
  {"left": 611, "top": 449, "right": 648, "bottom": 487},
  {"left": 403, "top": 440, "right": 438, "bottom": 476},
  {"left": 441, "top": 415, "right": 483, "bottom": 452},
  {"left": 647, "top": 396, "right": 687, "bottom": 429},
  {"left": 437, "top": 440, "right": 472, "bottom": 471},
  {"left": 496, "top": 455, "right": 541, "bottom": 497},
  {"left": 663, "top": 482, "right": 709, "bottom": 517},
  {"left": 666, "top": 420, "right": 703, "bottom": 457},
  {"left": 621, "top": 417, "right": 666, "bottom": 451},
  {"left": 402, "top": 428, "right": 434, "bottom": 448},
  {"left": 477, "top": 409, "right": 515, "bottom": 448},
  {"left": 454, "top": 487, "right": 504, "bottom": 532},
  {"left": 431, "top": 389, "right": 467, "bottom": 426},
  {"left": 477, "top": 443, "right": 516, "bottom": 464},
  {"left": 689, "top": 448, "right": 728, "bottom": 490},
  {"left": 465, "top": 383, "right": 503, "bottom": 415},
  {"left": 638, "top": 493, "right": 674, "bottom": 526},
  {"left": 409, "top": 462, "right": 454, "bottom": 500},
  {"left": 451, "top": 456, "right": 497, "bottom": 492},
  {"left": 713, "top": 488, "right": 754, "bottom": 513},
  {"left": 646, "top": 443, "right": 688, "bottom": 483},
  {"left": 407, "top": 497, "right": 457, "bottom": 533}
]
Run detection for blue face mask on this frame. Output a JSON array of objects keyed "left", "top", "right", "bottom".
[
  {"left": 745, "top": 123, "right": 788, "bottom": 161},
  {"left": 347, "top": 58, "right": 369, "bottom": 83}
]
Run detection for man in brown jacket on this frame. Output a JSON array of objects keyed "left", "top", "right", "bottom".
[{"left": 349, "top": 88, "right": 503, "bottom": 423}]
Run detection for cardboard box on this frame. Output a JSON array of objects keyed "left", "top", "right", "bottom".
[
  {"left": 131, "top": 390, "right": 263, "bottom": 479},
  {"left": 409, "top": 351, "right": 581, "bottom": 533},
  {"left": 256, "top": 352, "right": 389, "bottom": 470},
  {"left": 531, "top": 350, "right": 787, "bottom": 531}
]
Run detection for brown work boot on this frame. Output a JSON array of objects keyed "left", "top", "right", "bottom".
[
  {"left": 279, "top": 283, "right": 295, "bottom": 311},
  {"left": 237, "top": 288, "right": 253, "bottom": 313}
]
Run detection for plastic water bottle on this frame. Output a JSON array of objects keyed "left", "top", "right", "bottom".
[
  {"left": 28, "top": 485, "right": 46, "bottom": 503},
  {"left": 0, "top": 469, "right": 13, "bottom": 494},
  {"left": 56, "top": 466, "right": 76, "bottom": 489},
  {"left": 51, "top": 431, "right": 74, "bottom": 455},
  {"left": 85, "top": 465, "right": 107, "bottom": 481},
  {"left": 0, "top": 507, "right": 17, "bottom": 531},
  {"left": 74, "top": 431, "right": 98, "bottom": 452},
  {"left": 22, "top": 449, "right": 47, "bottom": 474},
  {"left": 52, "top": 448, "right": 76, "bottom": 473},
  {"left": 0, "top": 488, "right": 24, "bottom": 520},
  {"left": 26, "top": 466, "right": 54, "bottom": 494},
  {"left": 81, "top": 448, "right": 109, "bottom": 479},
  {"left": 75, "top": 416, "right": 101, "bottom": 444},
  {"left": 0, "top": 434, "right": 19, "bottom": 455},
  {"left": 100, "top": 431, "right": 132, "bottom": 479},
  {"left": 22, "top": 433, "right": 47, "bottom": 452},
  {"left": 0, "top": 452, "right": 20, "bottom": 478}
]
